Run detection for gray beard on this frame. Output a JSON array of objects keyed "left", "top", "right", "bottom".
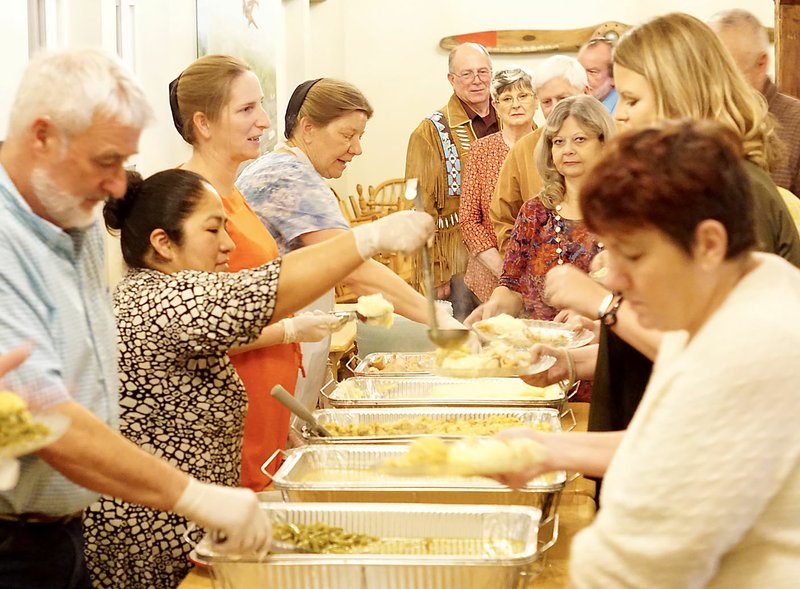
[{"left": 30, "top": 167, "right": 98, "bottom": 229}]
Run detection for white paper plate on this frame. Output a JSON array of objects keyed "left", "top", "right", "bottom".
[
  {"left": 0, "top": 412, "right": 70, "bottom": 459},
  {"left": 475, "top": 318, "right": 594, "bottom": 349}
]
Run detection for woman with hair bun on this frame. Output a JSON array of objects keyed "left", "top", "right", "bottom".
[
  {"left": 167, "top": 54, "right": 340, "bottom": 490},
  {"left": 82, "top": 168, "right": 433, "bottom": 588}
]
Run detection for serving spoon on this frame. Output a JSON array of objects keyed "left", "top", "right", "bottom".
[
  {"left": 270, "top": 385, "right": 331, "bottom": 437},
  {"left": 404, "top": 179, "right": 472, "bottom": 350},
  {"left": 330, "top": 309, "right": 392, "bottom": 329}
]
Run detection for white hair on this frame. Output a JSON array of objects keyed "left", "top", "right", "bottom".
[
  {"left": 533, "top": 55, "right": 588, "bottom": 93},
  {"left": 7, "top": 48, "right": 153, "bottom": 140},
  {"left": 490, "top": 66, "right": 535, "bottom": 101},
  {"left": 708, "top": 9, "right": 770, "bottom": 56},
  {"left": 448, "top": 42, "right": 491, "bottom": 72}
]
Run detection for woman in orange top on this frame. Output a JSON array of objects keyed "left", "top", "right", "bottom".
[{"left": 169, "top": 55, "right": 339, "bottom": 489}]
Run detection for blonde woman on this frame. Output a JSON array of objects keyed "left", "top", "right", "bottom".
[
  {"left": 467, "top": 96, "right": 615, "bottom": 325},
  {"left": 536, "top": 13, "right": 800, "bottom": 444},
  {"left": 459, "top": 67, "right": 538, "bottom": 303}
]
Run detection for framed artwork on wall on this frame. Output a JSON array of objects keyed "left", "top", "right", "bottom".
[{"left": 196, "top": 0, "right": 278, "bottom": 152}]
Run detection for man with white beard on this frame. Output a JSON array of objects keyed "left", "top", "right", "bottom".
[{"left": 0, "top": 48, "right": 270, "bottom": 588}]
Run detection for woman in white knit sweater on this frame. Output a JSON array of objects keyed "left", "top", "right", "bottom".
[{"left": 495, "top": 120, "right": 800, "bottom": 588}]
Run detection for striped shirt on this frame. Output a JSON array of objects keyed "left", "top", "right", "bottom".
[{"left": 0, "top": 163, "right": 118, "bottom": 515}]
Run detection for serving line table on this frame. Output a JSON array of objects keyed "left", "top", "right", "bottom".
[{"left": 177, "top": 403, "right": 597, "bottom": 589}]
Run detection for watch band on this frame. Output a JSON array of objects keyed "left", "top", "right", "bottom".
[
  {"left": 597, "top": 292, "right": 615, "bottom": 320},
  {"left": 600, "top": 293, "right": 624, "bottom": 327}
]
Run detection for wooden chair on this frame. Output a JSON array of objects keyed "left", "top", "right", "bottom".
[
  {"left": 369, "top": 178, "right": 412, "bottom": 212},
  {"left": 331, "top": 179, "right": 417, "bottom": 303}
]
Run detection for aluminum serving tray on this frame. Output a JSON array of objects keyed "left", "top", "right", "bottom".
[
  {"left": 299, "top": 407, "right": 564, "bottom": 445},
  {"left": 349, "top": 352, "right": 436, "bottom": 377},
  {"left": 196, "top": 502, "right": 553, "bottom": 589},
  {"left": 264, "top": 445, "right": 565, "bottom": 524},
  {"left": 321, "top": 376, "right": 569, "bottom": 412}
]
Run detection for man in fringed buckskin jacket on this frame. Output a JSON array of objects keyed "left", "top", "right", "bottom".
[{"left": 405, "top": 43, "right": 498, "bottom": 319}]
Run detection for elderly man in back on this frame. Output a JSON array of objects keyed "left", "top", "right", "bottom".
[
  {"left": 0, "top": 48, "right": 269, "bottom": 589},
  {"left": 405, "top": 42, "right": 498, "bottom": 319},
  {"left": 490, "top": 55, "right": 589, "bottom": 254},
  {"left": 578, "top": 38, "right": 618, "bottom": 114},
  {"left": 709, "top": 8, "right": 800, "bottom": 195}
]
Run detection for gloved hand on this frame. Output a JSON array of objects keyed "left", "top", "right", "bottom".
[
  {"left": 435, "top": 308, "right": 481, "bottom": 353},
  {"left": 0, "top": 458, "right": 20, "bottom": 491},
  {"left": 351, "top": 211, "right": 435, "bottom": 260},
  {"left": 173, "top": 478, "right": 271, "bottom": 555},
  {"left": 435, "top": 307, "right": 465, "bottom": 331},
  {"left": 280, "top": 311, "right": 341, "bottom": 343}
]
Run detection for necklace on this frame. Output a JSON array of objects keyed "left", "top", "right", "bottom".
[{"left": 553, "top": 204, "right": 603, "bottom": 265}]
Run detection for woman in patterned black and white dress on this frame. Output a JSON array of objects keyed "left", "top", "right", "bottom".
[{"left": 82, "top": 168, "right": 432, "bottom": 589}]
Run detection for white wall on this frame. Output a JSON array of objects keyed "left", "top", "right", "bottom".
[
  {"left": 0, "top": 0, "right": 777, "bottom": 200},
  {"left": 0, "top": 0, "right": 31, "bottom": 140},
  {"left": 308, "top": 0, "right": 775, "bottom": 199}
]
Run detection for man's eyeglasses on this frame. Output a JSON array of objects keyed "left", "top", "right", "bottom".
[{"left": 452, "top": 68, "right": 492, "bottom": 82}]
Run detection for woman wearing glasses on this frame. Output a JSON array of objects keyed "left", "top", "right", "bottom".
[
  {"left": 459, "top": 67, "right": 538, "bottom": 303},
  {"left": 405, "top": 42, "right": 498, "bottom": 318}
]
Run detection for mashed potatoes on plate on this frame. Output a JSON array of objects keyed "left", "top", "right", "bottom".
[{"left": 381, "top": 436, "right": 548, "bottom": 477}]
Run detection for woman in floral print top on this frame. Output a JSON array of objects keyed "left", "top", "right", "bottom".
[
  {"left": 459, "top": 67, "right": 538, "bottom": 302},
  {"left": 468, "top": 96, "right": 616, "bottom": 323}
]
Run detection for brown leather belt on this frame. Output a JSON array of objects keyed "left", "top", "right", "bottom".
[{"left": 0, "top": 511, "right": 82, "bottom": 524}]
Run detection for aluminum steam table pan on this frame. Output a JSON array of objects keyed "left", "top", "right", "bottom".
[
  {"left": 265, "top": 444, "right": 565, "bottom": 523},
  {"left": 321, "top": 376, "right": 566, "bottom": 411},
  {"left": 196, "top": 502, "right": 550, "bottom": 589},
  {"left": 349, "top": 352, "right": 436, "bottom": 377},
  {"left": 299, "top": 406, "right": 562, "bottom": 444}
]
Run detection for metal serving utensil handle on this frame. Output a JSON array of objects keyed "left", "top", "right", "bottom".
[
  {"left": 404, "top": 178, "right": 440, "bottom": 339},
  {"left": 270, "top": 385, "right": 332, "bottom": 437}
]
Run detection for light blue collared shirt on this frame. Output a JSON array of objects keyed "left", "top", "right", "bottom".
[
  {"left": 602, "top": 87, "right": 619, "bottom": 115},
  {"left": 0, "top": 163, "right": 119, "bottom": 515}
]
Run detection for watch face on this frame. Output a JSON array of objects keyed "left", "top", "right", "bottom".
[{"left": 601, "top": 296, "right": 622, "bottom": 327}]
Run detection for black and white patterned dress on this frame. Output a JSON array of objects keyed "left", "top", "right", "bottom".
[{"left": 83, "top": 261, "right": 281, "bottom": 589}]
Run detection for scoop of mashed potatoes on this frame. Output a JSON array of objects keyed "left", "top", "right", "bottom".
[{"left": 356, "top": 294, "right": 394, "bottom": 328}]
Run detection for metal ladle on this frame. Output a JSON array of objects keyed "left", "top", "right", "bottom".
[{"left": 404, "top": 178, "right": 472, "bottom": 349}]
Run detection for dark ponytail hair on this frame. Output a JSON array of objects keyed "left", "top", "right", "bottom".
[{"left": 104, "top": 169, "right": 210, "bottom": 268}]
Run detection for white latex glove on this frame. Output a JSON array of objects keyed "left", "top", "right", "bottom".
[
  {"left": 434, "top": 309, "right": 481, "bottom": 352},
  {"left": 0, "top": 458, "right": 20, "bottom": 491},
  {"left": 351, "top": 211, "right": 435, "bottom": 260},
  {"left": 280, "top": 311, "right": 340, "bottom": 343},
  {"left": 173, "top": 478, "right": 271, "bottom": 555},
  {"left": 435, "top": 307, "right": 465, "bottom": 330}
]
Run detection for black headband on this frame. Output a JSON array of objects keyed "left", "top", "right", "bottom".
[
  {"left": 168, "top": 74, "right": 184, "bottom": 140},
  {"left": 284, "top": 78, "right": 322, "bottom": 139}
]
